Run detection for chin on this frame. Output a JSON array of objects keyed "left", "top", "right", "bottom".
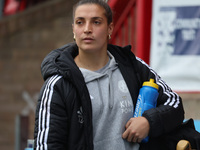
[{"left": 79, "top": 45, "right": 98, "bottom": 52}]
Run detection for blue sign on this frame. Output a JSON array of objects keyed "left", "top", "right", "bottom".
[{"left": 159, "top": 6, "right": 200, "bottom": 55}]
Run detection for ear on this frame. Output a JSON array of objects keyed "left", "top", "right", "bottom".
[{"left": 108, "top": 22, "right": 114, "bottom": 36}]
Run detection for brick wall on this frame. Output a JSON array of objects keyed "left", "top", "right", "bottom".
[
  {"left": 0, "top": 0, "right": 75, "bottom": 38},
  {"left": 0, "top": 0, "right": 77, "bottom": 149}
]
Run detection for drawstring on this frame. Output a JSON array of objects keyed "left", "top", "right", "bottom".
[
  {"left": 97, "top": 79, "right": 104, "bottom": 114},
  {"left": 108, "top": 70, "right": 114, "bottom": 109},
  {"left": 82, "top": 53, "right": 118, "bottom": 112},
  {"left": 97, "top": 78, "right": 104, "bottom": 114},
  {"left": 96, "top": 69, "right": 115, "bottom": 112}
]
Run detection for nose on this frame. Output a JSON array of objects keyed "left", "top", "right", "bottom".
[{"left": 84, "top": 22, "right": 92, "bottom": 34}]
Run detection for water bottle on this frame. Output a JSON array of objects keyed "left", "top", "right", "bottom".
[
  {"left": 24, "top": 139, "right": 34, "bottom": 150},
  {"left": 133, "top": 78, "right": 159, "bottom": 143}
]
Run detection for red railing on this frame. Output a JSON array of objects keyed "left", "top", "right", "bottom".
[
  {"left": 108, "top": 0, "right": 152, "bottom": 64},
  {"left": 108, "top": 0, "right": 137, "bottom": 53}
]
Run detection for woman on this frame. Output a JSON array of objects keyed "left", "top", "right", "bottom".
[{"left": 34, "top": 0, "right": 184, "bottom": 149}]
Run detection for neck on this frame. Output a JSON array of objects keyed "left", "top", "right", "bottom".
[{"left": 75, "top": 50, "right": 109, "bottom": 71}]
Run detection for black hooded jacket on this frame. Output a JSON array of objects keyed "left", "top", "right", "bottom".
[{"left": 34, "top": 43, "right": 184, "bottom": 150}]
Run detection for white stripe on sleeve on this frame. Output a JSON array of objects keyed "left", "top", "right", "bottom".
[
  {"left": 136, "top": 57, "right": 180, "bottom": 108},
  {"left": 36, "top": 75, "right": 62, "bottom": 150}
]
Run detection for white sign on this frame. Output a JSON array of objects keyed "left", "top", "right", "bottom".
[{"left": 150, "top": 0, "right": 200, "bottom": 92}]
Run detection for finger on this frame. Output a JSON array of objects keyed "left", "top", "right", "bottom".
[
  {"left": 128, "top": 134, "right": 134, "bottom": 142},
  {"left": 131, "top": 133, "right": 139, "bottom": 143},
  {"left": 122, "top": 128, "right": 129, "bottom": 139},
  {"left": 127, "top": 131, "right": 136, "bottom": 142},
  {"left": 125, "top": 118, "right": 134, "bottom": 129},
  {"left": 125, "top": 119, "right": 132, "bottom": 129},
  {"left": 132, "top": 137, "right": 137, "bottom": 143}
]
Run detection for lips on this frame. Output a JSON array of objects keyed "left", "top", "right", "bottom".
[{"left": 83, "top": 37, "right": 94, "bottom": 43}]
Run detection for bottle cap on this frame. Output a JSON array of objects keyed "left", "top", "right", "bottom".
[
  {"left": 27, "top": 139, "right": 34, "bottom": 148},
  {"left": 143, "top": 79, "right": 159, "bottom": 90}
]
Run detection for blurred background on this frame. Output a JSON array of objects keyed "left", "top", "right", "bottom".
[{"left": 0, "top": 0, "right": 199, "bottom": 150}]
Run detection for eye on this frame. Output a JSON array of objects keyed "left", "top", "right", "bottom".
[
  {"left": 77, "top": 21, "right": 82, "bottom": 24},
  {"left": 76, "top": 20, "right": 83, "bottom": 25},
  {"left": 94, "top": 20, "right": 101, "bottom": 25}
]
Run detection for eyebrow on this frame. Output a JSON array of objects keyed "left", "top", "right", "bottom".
[{"left": 75, "top": 17, "right": 103, "bottom": 20}]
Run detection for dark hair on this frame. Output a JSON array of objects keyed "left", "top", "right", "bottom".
[{"left": 73, "top": 0, "right": 113, "bottom": 24}]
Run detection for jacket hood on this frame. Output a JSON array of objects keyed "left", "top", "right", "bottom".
[
  {"left": 41, "top": 43, "right": 81, "bottom": 81},
  {"left": 41, "top": 43, "right": 135, "bottom": 83}
]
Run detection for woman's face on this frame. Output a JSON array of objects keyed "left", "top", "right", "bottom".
[{"left": 73, "top": 4, "right": 113, "bottom": 53}]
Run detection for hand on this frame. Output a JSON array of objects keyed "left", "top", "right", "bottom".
[{"left": 122, "top": 117, "right": 150, "bottom": 143}]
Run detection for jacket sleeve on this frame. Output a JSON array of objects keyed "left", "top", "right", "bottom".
[
  {"left": 34, "top": 75, "right": 72, "bottom": 149},
  {"left": 136, "top": 57, "right": 185, "bottom": 138}
]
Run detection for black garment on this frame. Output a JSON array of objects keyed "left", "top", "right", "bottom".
[
  {"left": 140, "top": 119, "right": 200, "bottom": 150},
  {"left": 34, "top": 43, "right": 185, "bottom": 150}
]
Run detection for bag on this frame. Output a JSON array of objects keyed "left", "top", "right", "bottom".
[{"left": 140, "top": 118, "right": 200, "bottom": 150}]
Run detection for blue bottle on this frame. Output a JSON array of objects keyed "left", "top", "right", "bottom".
[
  {"left": 24, "top": 139, "right": 34, "bottom": 150},
  {"left": 133, "top": 78, "right": 159, "bottom": 143}
]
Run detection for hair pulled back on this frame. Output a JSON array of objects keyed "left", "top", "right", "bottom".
[{"left": 73, "top": 0, "right": 113, "bottom": 24}]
